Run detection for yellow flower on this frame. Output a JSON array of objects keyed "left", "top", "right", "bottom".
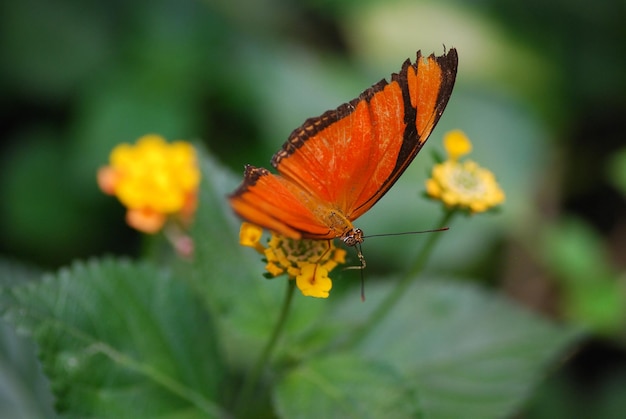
[
  {"left": 443, "top": 129, "right": 472, "bottom": 160},
  {"left": 98, "top": 134, "right": 200, "bottom": 233},
  {"left": 426, "top": 130, "right": 505, "bottom": 213},
  {"left": 239, "top": 223, "right": 346, "bottom": 298}
]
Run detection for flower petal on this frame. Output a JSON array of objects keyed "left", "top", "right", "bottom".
[
  {"left": 296, "top": 264, "right": 332, "bottom": 298},
  {"left": 444, "top": 130, "right": 472, "bottom": 160},
  {"left": 126, "top": 208, "right": 166, "bottom": 234},
  {"left": 240, "top": 222, "right": 263, "bottom": 247}
]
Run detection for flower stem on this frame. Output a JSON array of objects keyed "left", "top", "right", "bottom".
[
  {"left": 236, "top": 279, "right": 296, "bottom": 415},
  {"left": 343, "top": 210, "right": 455, "bottom": 348}
]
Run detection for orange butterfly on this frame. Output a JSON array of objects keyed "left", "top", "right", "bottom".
[{"left": 229, "top": 49, "right": 458, "bottom": 251}]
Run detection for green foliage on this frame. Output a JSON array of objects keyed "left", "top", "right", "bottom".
[
  {"left": 1, "top": 258, "right": 225, "bottom": 418},
  {"left": 608, "top": 148, "right": 626, "bottom": 196},
  {"left": 336, "top": 280, "right": 580, "bottom": 419},
  {"left": 274, "top": 355, "right": 420, "bottom": 418},
  {"left": 541, "top": 218, "right": 626, "bottom": 336},
  {"left": 1, "top": 0, "right": 624, "bottom": 417},
  {"left": 0, "top": 155, "right": 580, "bottom": 418},
  {"left": 0, "top": 259, "right": 55, "bottom": 418}
]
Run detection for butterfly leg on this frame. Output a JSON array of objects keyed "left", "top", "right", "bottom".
[
  {"left": 309, "top": 240, "right": 333, "bottom": 282},
  {"left": 343, "top": 243, "right": 366, "bottom": 270}
]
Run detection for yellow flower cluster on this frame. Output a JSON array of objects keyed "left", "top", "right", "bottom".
[
  {"left": 426, "top": 130, "right": 505, "bottom": 213},
  {"left": 98, "top": 134, "right": 200, "bottom": 233},
  {"left": 239, "top": 223, "right": 347, "bottom": 298}
]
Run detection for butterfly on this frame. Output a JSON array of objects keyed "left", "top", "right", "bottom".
[{"left": 229, "top": 49, "right": 458, "bottom": 254}]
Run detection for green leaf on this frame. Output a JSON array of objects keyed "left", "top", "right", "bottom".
[
  {"left": 189, "top": 150, "right": 330, "bottom": 368},
  {"left": 333, "top": 279, "right": 582, "bottom": 419},
  {"left": 274, "top": 354, "right": 422, "bottom": 419},
  {"left": 0, "top": 258, "right": 227, "bottom": 418},
  {"left": 541, "top": 217, "right": 614, "bottom": 284},
  {"left": 0, "top": 258, "right": 56, "bottom": 417},
  {"left": 565, "top": 281, "right": 626, "bottom": 335},
  {"left": 0, "top": 320, "right": 57, "bottom": 418},
  {"left": 607, "top": 147, "right": 626, "bottom": 196},
  {"left": 0, "top": 257, "right": 42, "bottom": 287},
  {"left": 188, "top": 148, "right": 253, "bottom": 305},
  {"left": 541, "top": 217, "right": 626, "bottom": 334},
  {"left": 188, "top": 150, "right": 279, "bottom": 361}
]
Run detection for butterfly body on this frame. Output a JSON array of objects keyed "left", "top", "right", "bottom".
[{"left": 230, "top": 49, "right": 458, "bottom": 246}]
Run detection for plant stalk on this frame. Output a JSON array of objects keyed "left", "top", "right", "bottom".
[{"left": 235, "top": 279, "right": 296, "bottom": 415}]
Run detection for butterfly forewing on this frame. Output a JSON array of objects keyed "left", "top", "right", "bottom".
[
  {"left": 272, "top": 81, "right": 406, "bottom": 215},
  {"left": 349, "top": 49, "right": 458, "bottom": 218}
]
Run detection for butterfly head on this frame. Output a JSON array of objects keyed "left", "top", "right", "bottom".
[{"left": 341, "top": 228, "right": 364, "bottom": 247}]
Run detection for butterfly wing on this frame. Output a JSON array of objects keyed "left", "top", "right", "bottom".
[
  {"left": 229, "top": 49, "right": 458, "bottom": 239},
  {"left": 273, "top": 49, "right": 458, "bottom": 220},
  {"left": 229, "top": 165, "right": 335, "bottom": 239}
]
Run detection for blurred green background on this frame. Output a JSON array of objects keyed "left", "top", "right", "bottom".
[{"left": 0, "top": 0, "right": 625, "bottom": 417}]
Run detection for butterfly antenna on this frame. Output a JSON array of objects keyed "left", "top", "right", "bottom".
[
  {"left": 362, "top": 227, "right": 449, "bottom": 239},
  {"left": 346, "top": 228, "right": 448, "bottom": 301}
]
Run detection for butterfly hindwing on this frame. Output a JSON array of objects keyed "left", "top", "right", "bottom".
[{"left": 229, "top": 165, "right": 336, "bottom": 239}]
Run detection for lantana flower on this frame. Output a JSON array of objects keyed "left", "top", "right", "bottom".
[
  {"left": 239, "top": 222, "right": 347, "bottom": 298},
  {"left": 97, "top": 134, "right": 200, "bottom": 235},
  {"left": 425, "top": 130, "right": 505, "bottom": 213}
]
